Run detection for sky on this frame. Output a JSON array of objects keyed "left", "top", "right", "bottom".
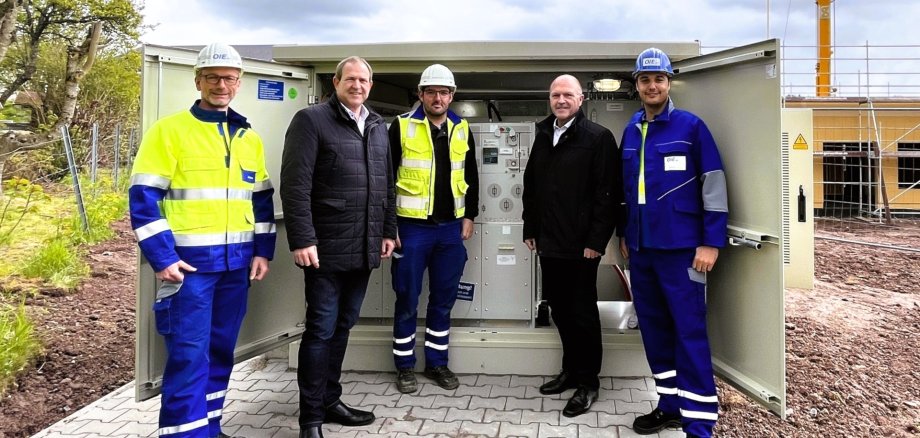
[{"left": 139, "top": 0, "right": 920, "bottom": 97}]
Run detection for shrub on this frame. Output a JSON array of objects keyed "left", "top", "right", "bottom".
[
  {"left": 0, "top": 303, "right": 41, "bottom": 395},
  {"left": 70, "top": 184, "right": 128, "bottom": 245},
  {"left": 20, "top": 238, "right": 89, "bottom": 290}
]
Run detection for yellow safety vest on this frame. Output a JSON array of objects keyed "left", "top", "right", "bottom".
[{"left": 396, "top": 113, "right": 469, "bottom": 219}]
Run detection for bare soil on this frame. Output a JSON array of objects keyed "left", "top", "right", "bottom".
[{"left": 0, "top": 217, "right": 918, "bottom": 437}]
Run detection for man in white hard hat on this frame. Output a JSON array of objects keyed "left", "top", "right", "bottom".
[
  {"left": 281, "top": 56, "right": 397, "bottom": 438},
  {"left": 129, "top": 43, "right": 276, "bottom": 438},
  {"left": 522, "top": 74, "right": 620, "bottom": 417},
  {"left": 388, "top": 64, "right": 479, "bottom": 393},
  {"left": 619, "top": 48, "right": 727, "bottom": 438}
]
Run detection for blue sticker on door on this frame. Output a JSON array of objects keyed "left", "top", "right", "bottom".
[{"left": 258, "top": 79, "right": 284, "bottom": 101}]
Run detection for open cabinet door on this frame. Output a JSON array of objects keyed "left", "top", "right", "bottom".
[
  {"left": 135, "top": 45, "right": 314, "bottom": 401},
  {"left": 671, "top": 39, "right": 786, "bottom": 417}
]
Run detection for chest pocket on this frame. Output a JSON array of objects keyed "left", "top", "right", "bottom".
[
  {"left": 238, "top": 159, "right": 258, "bottom": 185},
  {"left": 622, "top": 148, "right": 639, "bottom": 176},
  {"left": 656, "top": 142, "right": 691, "bottom": 172}
]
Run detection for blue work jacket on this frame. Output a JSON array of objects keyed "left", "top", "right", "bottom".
[{"left": 619, "top": 99, "right": 728, "bottom": 251}]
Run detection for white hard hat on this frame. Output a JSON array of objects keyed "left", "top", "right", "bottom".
[
  {"left": 196, "top": 43, "right": 243, "bottom": 72},
  {"left": 418, "top": 64, "right": 456, "bottom": 90}
]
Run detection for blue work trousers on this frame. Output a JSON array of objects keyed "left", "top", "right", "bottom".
[
  {"left": 631, "top": 248, "right": 718, "bottom": 438},
  {"left": 297, "top": 268, "right": 370, "bottom": 427},
  {"left": 391, "top": 219, "right": 467, "bottom": 370},
  {"left": 154, "top": 268, "right": 249, "bottom": 438}
]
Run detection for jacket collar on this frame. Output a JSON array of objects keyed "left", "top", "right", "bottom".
[
  {"left": 328, "top": 93, "right": 382, "bottom": 126},
  {"left": 637, "top": 98, "right": 676, "bottom": 123},
  {"left": 189, "top": 100, "right": 251, "bottom": 129},
  {"left": 537, "top": 108, "right": 585, "bottom": 135}
]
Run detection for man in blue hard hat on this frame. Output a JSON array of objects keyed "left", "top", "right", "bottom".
[{"left": 618, "top": 47, "right": 728, "bottom": 438}]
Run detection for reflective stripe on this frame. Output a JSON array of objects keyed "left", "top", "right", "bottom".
[
  {"left": 658, "top": 140, "right": 692, "bottom": 147},
  {"left": 450, "top": 161, "right": 464, "bottom": 170},
  {"left": 401, "top": 158, "right": 431, "bottom": 169},
  {"left": 131, "top": 173, "right": 171, "bottom": 189},
  {"left": 680, "top": 408, "right": 719, "bottom": 421},
  {"left": 393, "top": 334, "right": 416, "bottom": 344},
  {"left": 678, "top": 389, "right": 719, "bottom": 403},
  {"left": 253, "top": 179, "right": 274, "bottom": 192},
  {"left": 167, "top": 188, "right": 252, "bottom": 201},
  {"left": 254, "top": 222, "right": 276, "bottom": 234},
  {"left": 406, "top": 121, "right": 417, "bottom": 138},
  {"left": 158, "top": 418, "right": 209, "bottom": 436},
  {"left": 424, "top": 341, "right": 448, "bottom": 351},
  {"left": 656, "top": 176, "right": 696, "bottom": 201},
  {"left": 134, "top": 219, "right": 171, "bottom": 242},
  {"left": 426, "top": 328, "right": 449, "bottom": 337},
  {"left": 656, "top": 386, "right": 678, "bottom": 395},
  {"left": 174, "top": 231, "right": 254, "bottom": 246},
  {"left": 453, "top": 196, "right": 465, "bottom": 211},
  {"left": 207, "top": 408, "right": 222, "bottom": 419},
  {"left": 397, "top": 194, "right": 427, "bottom": 210},
  {"left": 393, "top": 349, "right": 414, "bottom": 356},
  {"left": 638, "top": 122, "right": 648, "bottom": 204},
  {"left": 206, "top": 389, "right": 227, "bottom": 401},
  {"left": 653, "top": 370, "right": 677, "bottom": 380},
  {"left": 701, "top": 170, "right": 728, "bottom": 212}
]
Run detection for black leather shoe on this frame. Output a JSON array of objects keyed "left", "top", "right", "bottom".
[
  {"left": 299, "top": 425, "right": 324, "bottom": 438},
  {"left": 396, "top": 368, "right": 418, "bottom": 393},
  {"left": 539, "top": 370, "right": 576, "bottom": 395},
  {"left": 216, "top": 433, "right": 241, "bottom": 438},
  {"left": 632, "top": 407, "right": 682, "bottom": 434},
  {"left": 324, "top": 400, "right": 375, "bottom": 426},
  {"left": 424, "top": 365, "right": 459, "bottom": 390},
  {"left": 562, "top": 385, "right": 598, "bottom": 417}
]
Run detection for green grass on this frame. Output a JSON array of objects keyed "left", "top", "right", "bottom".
[
  {"left": 20, "top": 238, "right": 89, "bottom": 290},
  {"left": 0, "top": 303, "right": 41, "bottom": 395},
  {"left": 1, "top": 173, "right": 127, "bottom": 288}
]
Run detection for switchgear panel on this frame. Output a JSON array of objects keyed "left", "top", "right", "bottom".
[{"left": 471, "top": 123, "right": 535, "bottom": 223}]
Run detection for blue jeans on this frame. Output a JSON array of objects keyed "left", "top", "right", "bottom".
[
  {"left": 296, "top": 268, "right": 370, "bottom": 426},
  {"left": 391, "top": 219, "right": 468, "bottom": 370}
]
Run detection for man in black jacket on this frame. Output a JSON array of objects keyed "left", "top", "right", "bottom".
[
  {"left": 280, "top": 56, "right": 397, "bottom": 438},
  {"left": 522, "top": 74, "right": 621, "bottom": 418}
]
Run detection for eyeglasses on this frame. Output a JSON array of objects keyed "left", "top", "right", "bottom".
[
  {"left": 423, "top": 89, "right": 452, "bottom": 97},
  {"left": 202, "top": 74, "right": 240, "bottom": 85}
]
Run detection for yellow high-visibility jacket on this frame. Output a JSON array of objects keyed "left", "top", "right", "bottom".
[{"left": 129, "top": 104, "right": 276, "bottom": 273}]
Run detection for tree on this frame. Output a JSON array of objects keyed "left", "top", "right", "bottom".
[
  {"left": 0, "top": 0, "right": 144, "bottom": 194},
  {"left": 54, "top": 20, "right": 100, "bottom": 130},
  {"left": 0, "top": 0, "right": 24, "bottom": 64},
  {"left": 0, "top": 0, "right": 143, "bottom": 106}
]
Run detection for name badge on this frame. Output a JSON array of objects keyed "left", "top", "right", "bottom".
[
  {"left": 664, "top": 156, "right": 686, "bottom": 171},
  {"left": 242, "top": 169, "right": 256, "bottom": 183}
]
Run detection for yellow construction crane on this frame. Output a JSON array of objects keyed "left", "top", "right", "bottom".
[{"left": 816, "top": 0, "right": 833, "bottom": 96}]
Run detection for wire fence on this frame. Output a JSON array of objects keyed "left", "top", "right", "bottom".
[{"left": 0, "top": 122, "right": 139, "bottom": 244}]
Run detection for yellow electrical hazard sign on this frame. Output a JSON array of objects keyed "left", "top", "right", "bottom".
[{"left": 793, "top": 134, "right": 809, "bottom": 150}]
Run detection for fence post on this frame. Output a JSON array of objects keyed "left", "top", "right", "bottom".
[
  {"left": 91, "top": 122, "right": 98, "bottom": 185},
  {"left": 127, "top": 127, "right": 136, "bottom": 171},
  {"left": 113, "top": 124, "right": 121, "bottom": 189},
  {"left": 62, "top": 125, "right": 89, "bottom": 233}
]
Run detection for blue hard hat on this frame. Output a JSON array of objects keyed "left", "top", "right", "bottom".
[{"left": 633, "top": 48, "right": 673, "bottom": 78}]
